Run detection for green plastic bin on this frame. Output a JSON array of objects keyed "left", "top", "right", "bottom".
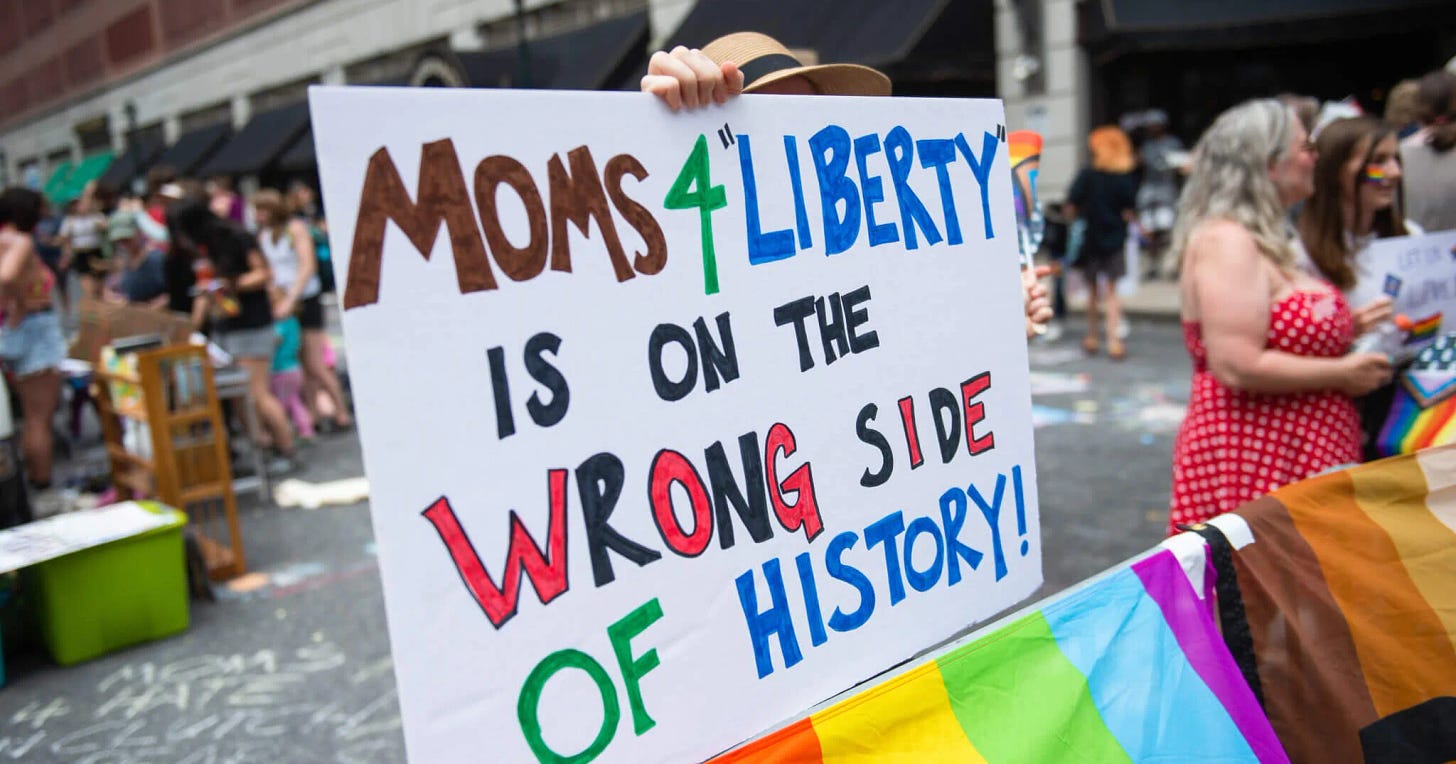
[{"left": 31, "top": 501, "right": 189, "bottom": 665}]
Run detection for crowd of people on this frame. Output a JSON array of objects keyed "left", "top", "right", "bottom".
[
  {"left": 0, "top": 30, "right": 1452, "bottom": 540},
  {"left": 1166, "top": 68, "right": 1456, "bottom": 533},
  {"left": 0, "top": 169, "right": 351, "bottom": 518}
]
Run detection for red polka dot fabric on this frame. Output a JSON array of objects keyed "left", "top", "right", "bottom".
[{"left": 1169, "top": 289, "right": 1361, "bottom": 535}]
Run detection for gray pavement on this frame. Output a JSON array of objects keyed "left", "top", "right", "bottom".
[{"left": 0, "top": 318, "right": 1192, "bottom": 762}]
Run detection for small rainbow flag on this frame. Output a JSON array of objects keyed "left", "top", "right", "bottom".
[
  {"left": 1406, "top": 312, "right": 1442, "bottom": 345},
  {"left": 1363, "top": 165, "right": 1391, "bottom": 185},
  {"left": 713, "top": 550, "right": 1286, "bottom": 762},
  {"left": 1007, "top": 131, "right": 1042, "bottom": 171}
]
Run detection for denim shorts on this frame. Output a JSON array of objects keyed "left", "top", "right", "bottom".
[
  {"left": 0, "top": 311, "right": 66, "bottom": 377},
  {"left": 216, "top": 326, "right": 278, "bottom": 361}
]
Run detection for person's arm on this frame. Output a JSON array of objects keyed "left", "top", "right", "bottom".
[
  {"left": 1023, "top": 265, "right": 1054, "bottom": 338},
  {"left": 58, "top": 218, "right": 74, "bottom": 270},
  {"left": 233, "top": 248, "right": 272, "bottom": 292},
  {"left": 275, "top": 220, "right": 317, "bottom": 318},
  {"left": 1191, "top": 220, "right": 1389, "bottom": 396},
  {"left": 134, "top": 211, "right": 168, "bottom": 243},
  {"left": 0, "top": 236, "right": 34, "bottom": 291},
  {"left": 641, "top": 47, "right": 744, "bottom": 110},
  {"left": 190, "top": 293, "right": 208, "bottom": 331}
]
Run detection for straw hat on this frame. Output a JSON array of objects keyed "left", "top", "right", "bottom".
[{"left": 701, "top": 32, "right": 890, "bottom": 97}]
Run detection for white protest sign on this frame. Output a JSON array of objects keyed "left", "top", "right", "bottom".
[
  {"left": 310, "top": 86, "right": 1041, "bottom": 763},
  {"left": 1348, "top": 230, "right": 1456, "bottom": 343}
]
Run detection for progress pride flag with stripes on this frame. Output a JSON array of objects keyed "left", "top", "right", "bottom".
[{"left": 1233, "top": 445, "right": 1456, "bottom": 762}]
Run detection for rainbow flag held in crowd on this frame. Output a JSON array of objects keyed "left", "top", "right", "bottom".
[
  {"left": 1228, "top": 444, "right": 1456, "bottom": 762},
  {"left": 712, "top": 549, "right": 1286, "bottom": 763},
  {"left": 1405, "top": 312, "right": 1442, "bottom": 345},
  {"left": 1376, "top": 336, "right": 1456, "bottom": 456}
]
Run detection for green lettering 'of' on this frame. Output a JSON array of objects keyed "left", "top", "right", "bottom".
[
  {"left": 517, "top": 598, "right": 666, "bottom": 763},
  {"left": 664, "top": 135, "right": 728, "bottom": 295}
]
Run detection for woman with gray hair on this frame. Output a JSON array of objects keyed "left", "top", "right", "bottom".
[{"left": 1167, "top": 99, "right": 1391, "bottom": 535}]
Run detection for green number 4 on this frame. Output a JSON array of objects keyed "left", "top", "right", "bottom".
[{"left": 663, "top": 134, "right": 728, "bottom": 295}]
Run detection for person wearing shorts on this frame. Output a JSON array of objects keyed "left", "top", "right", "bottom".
[
  {"left": 0, "top": 188, "right": 66, "bottom": 516},
  {"left": 253, "top": 189, "right": 351, "bottom": 431},
  {"left": 170, "top": 198, "right": 296, "bottom": 466},
  {"left": 61, "top": 194, "right": 109, "bottom": 300}
]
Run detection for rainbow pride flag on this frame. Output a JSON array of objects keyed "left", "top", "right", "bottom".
[
  {"left": 1228, "top": 445, "right": 1456, "bottom": 761},
  {"left": 1405, "top": 312, "right": 1442, "bottom": 345},
  {"left": 1376, "top": 335, "right": 1456, "bottom": 456},
  {"left": 712, "top": 550, "right": 1286, "bottom": 763}
]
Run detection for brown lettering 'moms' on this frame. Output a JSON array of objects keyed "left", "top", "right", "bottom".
[{"left": 343, "top": 138, "right": 666, "bottom": 310}]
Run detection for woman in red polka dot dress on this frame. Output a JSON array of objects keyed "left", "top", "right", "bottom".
[{"left": 1168, "top": 100, "right": 1394, "bottom": 535}]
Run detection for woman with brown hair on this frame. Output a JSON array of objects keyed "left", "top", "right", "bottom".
[
  {"left": 1297, "top": 116, "right": 1414, "bottom": 296},
  {"left": 253, "top": 189, "right": 351, "bottom": 432},
  {"left": 1296, "top": 116, "right": 1420, "bottom": 458},
  {"left": 1065, "top": 126, "right": 1139, "bottom": 359}
]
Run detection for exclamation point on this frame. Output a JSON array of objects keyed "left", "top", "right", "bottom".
[{"left": 1013, "top": 465, "right": 1029, "bottom": 556}]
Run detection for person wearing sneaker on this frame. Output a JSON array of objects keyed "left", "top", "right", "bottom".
[{"left": 0, "top": 188, "right": 67, "bottom": 517}]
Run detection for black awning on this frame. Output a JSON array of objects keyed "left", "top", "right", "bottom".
[
  {"left": 277, "top": 128, "right": 315, "bottom": 172},
  {"left": 657, "top": 0, "right": 947, "bottom": 67},
  {"left": 152, "top": 122, "right": 232, "bottom": 177},
  {"left": 457, "top": 9, "right": 649, "bottom": 90},
  {"left": 626, "top": 0, "right": 951, "bottom": 90},
  {"left": 195, "top": 101, "right": 310, "bottom": 178},
  {"left": 99, "top": 133, "right": 165, "bottom": 189},
  {"left": 1080, "top": 0, "right": 1453, "bottom": 54}
]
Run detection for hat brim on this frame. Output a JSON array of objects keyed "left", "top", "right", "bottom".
[{"left": 744, "top": 63, "right": 891, "bottom": 97}]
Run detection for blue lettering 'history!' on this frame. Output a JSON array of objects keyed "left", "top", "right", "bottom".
[
  {"left": 733, "top": 465, "right": 1031, "bottom": 680},
  {"left": 737, "top": 126, "right": 1001, "bottom": 265}
]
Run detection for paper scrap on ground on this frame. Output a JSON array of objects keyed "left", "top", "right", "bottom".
[{"left": 274, "top": 477, "right": 370, "bottom": 509}]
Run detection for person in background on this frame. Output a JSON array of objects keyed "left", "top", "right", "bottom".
[
  {"left": 0, "top": 188, "right": 67, "bottom": 516},
  {"left": 269, "top": 287, "right": 314, "bottom": 444},
  {"left": 1135, "top": 110, "right": 1187, "bottom": 280},
  {"left": 162, "top": 195, "right": 200, "bottom": 317},
  {"left": 169, "top": 199, "right": 297, "bottom": 470},
  {"left": 32, "top": 198, "right": 67, "bottom": 314},
  {"left": 640, "top": 35, "right": 1053, "bottom": 339},
  {"left": 1278, "top": 93, "right": 1321, "bottom": 137},
  {"left": 144, "top": 165, "right": 177, "bottom": 228},
  {"left": 287, "top": 181, "right": 335, "bottom": 294},
  {"left": 1400, "top": 69, "right": 1456, "bottom": 233},
  {"left": 105, "top": 209, "right": 169, "bottom": 308},
  {"left": 60, "top": 186, "right": 109, "bottom": 301},
  {"left": 1168, "top": 99, "right": 1391, "bottom": 535},
  {"left": 1384, "top": 79, "right": 1424, "bottom": 140},
  {"left": 1296, "top": 116, "right": 1421, "bottom": 459},
  {"left": 1065, "top": 126, "right": 1139, "bottom": 359},
  {"left": 208, "top": 175, "right": 244, "bottom": 224},
  {"left": 253, "top": 189, "right": 351, "bottom": 431}
]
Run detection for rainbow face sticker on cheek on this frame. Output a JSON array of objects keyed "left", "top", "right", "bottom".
[{"left": 1363, "top": 165, "right": 1393, "bottom": 186}]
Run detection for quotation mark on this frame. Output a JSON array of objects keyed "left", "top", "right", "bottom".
[
  {"left": 718, "top": 123, "right": 736, "bottom": 149},
  {"left": 995, "top": 124, "right": 1006, "bottom": 142}
]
